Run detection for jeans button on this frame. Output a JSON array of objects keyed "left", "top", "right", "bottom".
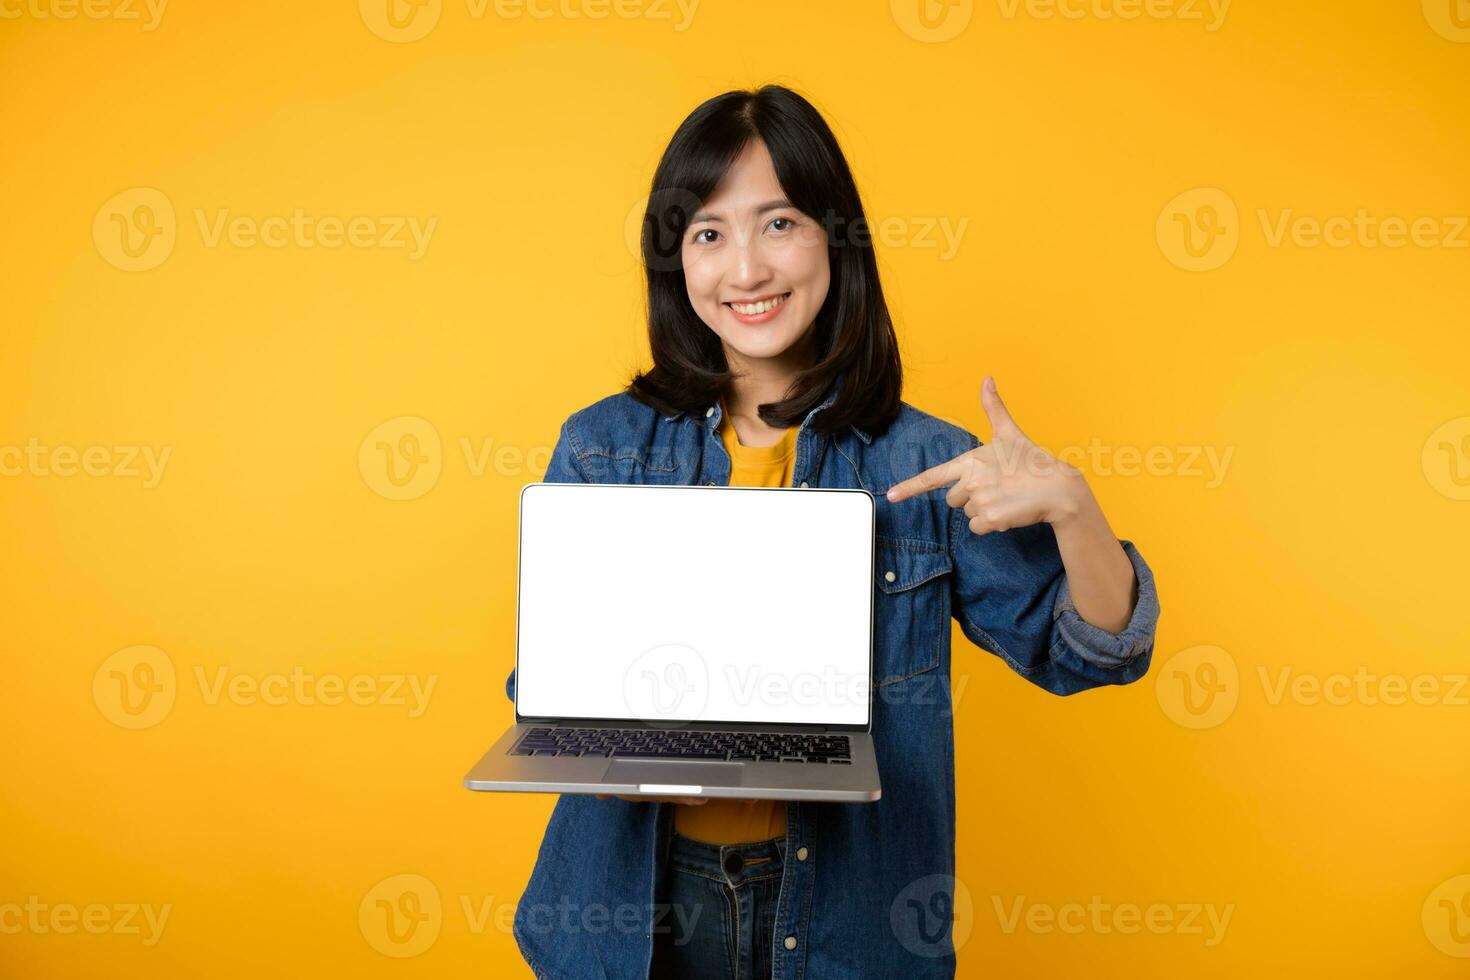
[{"left": 722, "top": 851, "right": 743, "bottom": 875}]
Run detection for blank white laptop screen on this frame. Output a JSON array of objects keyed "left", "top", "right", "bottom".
[{"left": 515, "top": 484, "right": 874, "bottom": 727}]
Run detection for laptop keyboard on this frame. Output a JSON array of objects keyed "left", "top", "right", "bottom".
[{"left": 510, "top": 727, "right": 852, "bottom": 763}]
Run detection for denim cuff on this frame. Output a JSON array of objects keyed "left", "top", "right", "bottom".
[{"left": 1052, "top": 540, "right": 1160, "bottom": 668}]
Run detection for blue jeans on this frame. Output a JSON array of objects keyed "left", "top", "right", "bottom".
[{"left": 650, "top": 832, "right": 787, "bottom": 980}]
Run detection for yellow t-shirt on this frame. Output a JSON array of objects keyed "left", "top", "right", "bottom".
[{"left": 672, "top": 405, "right": 796, "bottom": 845}]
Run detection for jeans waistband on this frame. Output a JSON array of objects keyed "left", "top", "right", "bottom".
[{"left": 666, "top": 832, "right": 787, "bottom": 889}]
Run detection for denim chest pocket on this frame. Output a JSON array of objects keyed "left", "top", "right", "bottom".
[
  {"left": 872, "top": 536, "right": 952, "bottom": 686},
  {"left": 577, "top": 448, "right": 684, "bottom": 484}
]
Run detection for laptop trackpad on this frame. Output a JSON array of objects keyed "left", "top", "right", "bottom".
[{"left": 604, "top": 760, "right": 745, "bottom": 789}]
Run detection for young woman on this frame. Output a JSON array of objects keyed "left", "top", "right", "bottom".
[{"left": 505, "top": 85, "right": 1160, "bottom": 980}]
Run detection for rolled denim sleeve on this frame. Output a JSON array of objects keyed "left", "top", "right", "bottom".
[
  {"left": 1052, "top": 540, "right": 1159, "bottom": 669},
  {"left": 948, "top": 483, "right": 1160, "bottom": 697},
  {"left": 505, "top": 414, "right": 587, "bottom": 704}
]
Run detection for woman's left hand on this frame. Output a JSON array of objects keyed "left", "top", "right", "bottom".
[{"left": 885, "top": 376, "right": 1089, "bottom": 533}]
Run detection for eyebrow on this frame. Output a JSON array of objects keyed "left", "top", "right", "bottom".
[{"left": 689, "top": 198, "right": 795, "bottom": 224}]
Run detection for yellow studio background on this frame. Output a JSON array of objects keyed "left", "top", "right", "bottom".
[{"left": 1, "top": 0, "right": 1467, "bottom": 976}]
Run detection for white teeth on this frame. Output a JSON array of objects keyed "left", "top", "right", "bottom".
[{"left": 729, "top": 293, "right": 788, "bottom": 315}]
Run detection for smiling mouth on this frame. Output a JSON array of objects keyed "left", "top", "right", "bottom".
[{"left": 725, "top": 292, "right": 791, "bottom": 316}]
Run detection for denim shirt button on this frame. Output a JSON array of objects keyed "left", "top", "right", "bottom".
[
  {"left": 884, "top": 570, "right": 896, "bottom": 583},
  {"left": 796, "top": 846, "right": 808, "bottom": 861},
  {"left": 705, "top": 406, "right": 714, "bottom": 417},
  {"left": 799, "top": 481, "right": 809, "bottom": 488},
  {"left": 783, "top": 936, "right": 798, "bottom": 950}
]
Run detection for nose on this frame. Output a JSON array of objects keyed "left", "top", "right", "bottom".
[{"left": 726, "top": 233, "right": 773, "bottom": 291}]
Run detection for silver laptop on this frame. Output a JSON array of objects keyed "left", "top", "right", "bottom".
[{"left": 463, "top": 482, "right": 882, "bottom": 802}]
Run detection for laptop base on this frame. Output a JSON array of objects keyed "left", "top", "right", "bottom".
[{"left": 464, "top": 723, "right": 881, "bottom": 802}]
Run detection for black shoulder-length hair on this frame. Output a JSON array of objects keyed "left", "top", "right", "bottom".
[{"left": 625, "top": 84, "right": 903, "bottom": 438}]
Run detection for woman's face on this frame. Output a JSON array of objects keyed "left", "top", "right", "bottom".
[{"left": 681, "top": 139, "right": 830, "bottom": 373}]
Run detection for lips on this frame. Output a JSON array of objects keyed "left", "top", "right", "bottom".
[{"left": 724, "top": 291, "right": 791, "bottom": 323}]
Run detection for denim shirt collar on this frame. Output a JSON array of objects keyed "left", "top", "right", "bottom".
[{"left": 661, "top": 370, "right": 872, "bottom": 445}]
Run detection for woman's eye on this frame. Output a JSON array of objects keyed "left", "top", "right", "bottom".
[
  {"left": 769, "top": 217, "right": 794, "bottom": 232},
  {"left": 691, "top": 228, "right": 719, "bottom": 245}
]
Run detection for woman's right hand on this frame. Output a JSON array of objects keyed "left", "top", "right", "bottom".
[{"left": 594, "top": 793, "right": 708, "bottom": 805}]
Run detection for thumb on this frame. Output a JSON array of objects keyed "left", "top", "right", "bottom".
[{"left": 981, "top": 376, "right": 1023, "bottom": 440}]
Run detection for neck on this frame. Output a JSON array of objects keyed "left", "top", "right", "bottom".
[
  {"left": 719, "top": 339, "right": 817, "bottom": 448},
  {"left": 721, "top": 334, "right": 815, "bottom": 424}
]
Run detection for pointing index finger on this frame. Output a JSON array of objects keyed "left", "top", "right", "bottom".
[{"left": 885, "top": 457, "right": 963, "bottom": 503}]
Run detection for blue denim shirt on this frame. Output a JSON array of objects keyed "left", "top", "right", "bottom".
[{"left": 504, "top": 372, "right": 1161, "bottom": 979}]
